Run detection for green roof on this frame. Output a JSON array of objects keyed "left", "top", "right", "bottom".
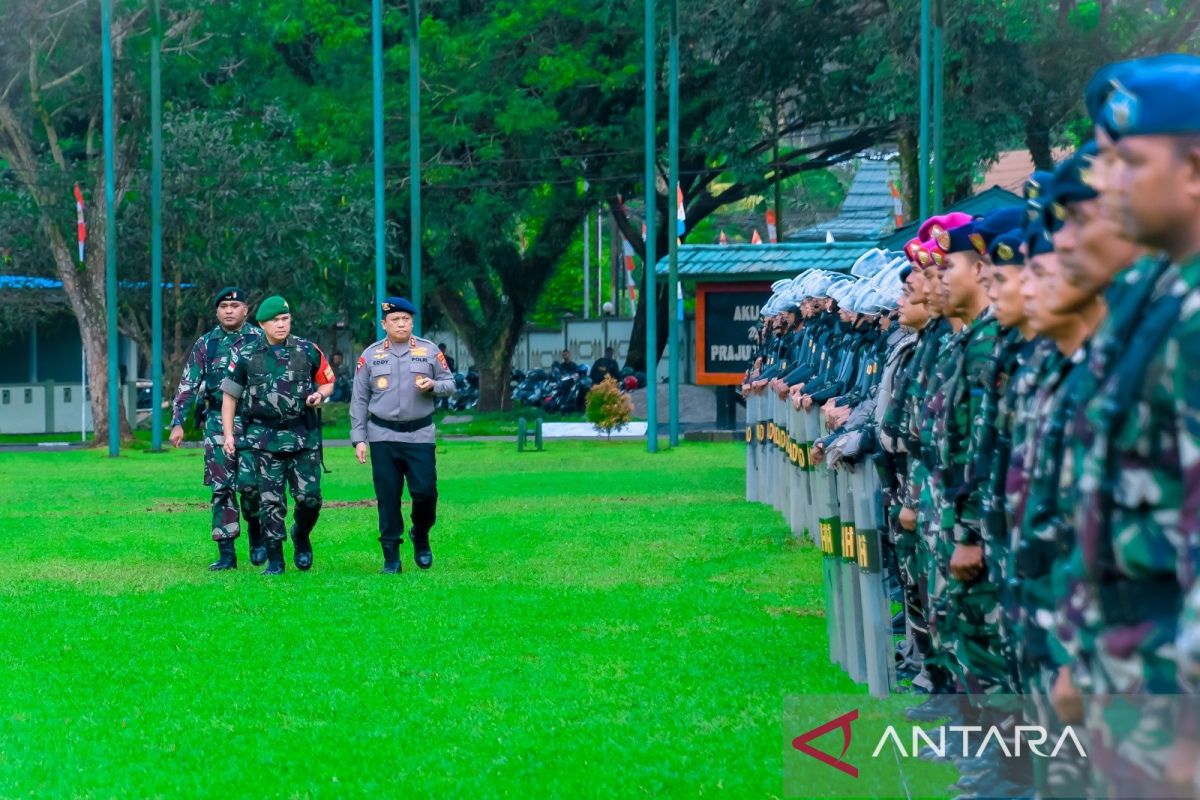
[
  {"left": 876, "top": 186, "right": 1022, "bottom": 250},
  {"left": 654, "top": 242, "right": 863, "bottom": 281}
]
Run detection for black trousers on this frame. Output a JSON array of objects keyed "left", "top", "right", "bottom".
[{"left": 369, "top": 441, "right": 438, "bottom": 544}]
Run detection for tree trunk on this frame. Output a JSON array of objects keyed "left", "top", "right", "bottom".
[
  {"left": 623, "top": 278, "right": 670, "bottom": 374},
  {"left": 1025, "top": 108, "right": 1055, "bottom": 171},
  {"left": 897, "top": 124, "right": 919, "bottom": 224},
  {"left": 46, "top": 224, "right": 132, "bottom": 445},
  {"left": 473, "top": 346, "right": 512, "bottom": 412}
]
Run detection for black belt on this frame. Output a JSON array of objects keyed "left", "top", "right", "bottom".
[
  {"left": 246, "top": 412, "right": 311, "bottom": 431},
  {"left": 369, "top": 413, "right": 433, "bottom": 433},
  {"left": 1097, "top": 577, "right": 1181, "bottom": 626}
]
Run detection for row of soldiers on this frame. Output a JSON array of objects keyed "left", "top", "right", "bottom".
[{"left": 744, "top": 55, "right": 1200, "bottom": 799}]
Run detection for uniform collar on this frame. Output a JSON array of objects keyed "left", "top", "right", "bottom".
[{"left": 382, "top": 336, "right": 411, "bottom": 354}]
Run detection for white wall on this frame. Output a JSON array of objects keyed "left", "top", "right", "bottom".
[
  {"left": 0, "top": 385, "right": 46, "bottom": 434},
  {"left": 0, "top": 383, "right": 96, "bottom": 435}
]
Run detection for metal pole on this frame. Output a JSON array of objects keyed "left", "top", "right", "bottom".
[
  {"left": 597, "top": 207, "right": 603, "bottom": 316},
  {"left": 583, "top": 211, "right": 590, "bottom": 319},
  {"left": 932, "top": 0, "right": 945, "bottom": 214},
  {"left": 149, "top": 0, "right": 164, "bottom": 452},
  {"left": 409, "top": 0, "right": 422, "bottom": 335},
  {"left": 372, "top": 0, "right": 386, "bottom": 335},
  {"left": 644, "top": 0, "right": 657, "bottom": 453},
  {"left": 101, "top": 0, "right": 119, "bottom": 457},
  {"left": 918, "top": 0, "right": 931, "bottom": 221},
  {"left": 667, "top": 0, "right": 679, "bottom": 448}
]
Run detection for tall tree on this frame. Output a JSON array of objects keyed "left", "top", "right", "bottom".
[{"left": 0, "top": 0, "right": 204, "bottom": 443}]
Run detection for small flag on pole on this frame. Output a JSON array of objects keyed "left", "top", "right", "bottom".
[
  {"left": 751, "top": 229, "right": 763, "bottom": 245},
  {"left": 889, "top": 181, "right": 905, "bottom": 227},
  {"left": 766, "top": 209, "right": 777, "bottom": 243},
  {"left": 73, "top": 184, "right": 86, "bottom": 263},
  {"left": 676, "top": 185, "right": 686, "bottom": 238}
]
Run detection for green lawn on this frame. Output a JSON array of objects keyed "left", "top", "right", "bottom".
[
  {"left": 0, "top": 440, "right": 866, "bottom": 797},
  {"left": 0, "top": 404, "right": 586, "bottom": 446}
]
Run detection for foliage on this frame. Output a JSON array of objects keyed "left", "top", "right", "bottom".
[
  {"left": 116, "top": 107, "right": 375, "bottom": 389},
  {"left": 586, "top": 375, "right": 634, "bottom": 439}
]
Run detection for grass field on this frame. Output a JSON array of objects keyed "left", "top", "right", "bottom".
[
  {"left": 0, "top": 439, "right": 876, "bottom": 797},
  {"left": 0, "top": 405, "right": 586, "bottom": 447}
]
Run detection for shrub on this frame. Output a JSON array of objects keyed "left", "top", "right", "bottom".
[{"left": 586, "top": 375, "right": 633, "bottom": 439}]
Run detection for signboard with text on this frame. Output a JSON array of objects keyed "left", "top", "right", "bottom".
[{"left": 694, "top": 281, "right": 771, "bottom": 385}]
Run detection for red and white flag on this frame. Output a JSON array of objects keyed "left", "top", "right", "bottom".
[
  {"left": 889, "top": 181, "right": 905, "bottom": 227},
  {"left": 676, "top": 185, "right": 686, "bottom": 238},
  {"left": 766, "top": 209, "right": 777, "bottom": 243},
  {"left": 73, "top": 184, "right": 86, "bottom": 263},
  {"left": 751, "top": 229, "right": 763, "bottom": 244},
  {"left": 718, "top": 230, "right": 728, "bottom": 245}
]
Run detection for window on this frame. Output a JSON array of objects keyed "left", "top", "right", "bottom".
[
  {"left": 24, "top": 389, "right": 32, "bottom": 404},
  {"left": 1, "top": 390, "right": 8, "bottom": 405},
  {"left": 63, "top": 387, "right": 72, "bottom": 403}
]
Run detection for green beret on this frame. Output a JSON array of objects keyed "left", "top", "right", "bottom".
[{"left": 255, "top": 295, "right": 291, "bottom": 323}]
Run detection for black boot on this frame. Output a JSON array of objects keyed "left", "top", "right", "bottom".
[
  {"left": 247, "top": 518, "right": 267, "bottom": 567},
  {"left": 262, "top": 539, "right": 285, "bottom": 576},
  {"left": 291, "top": 524, "right": 313, "bottom": 571},
  {"left": 208, "top": 539, "right": 237, "bottom": 571},
  {"left": 381, "top": 541, "right": 401, "bottom": 574},
  {"left": 411, "top": 529, "right": 433, "bottom": 570}
]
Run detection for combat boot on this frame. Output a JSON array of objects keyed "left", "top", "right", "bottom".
[
  {"left": 904, "top": 691, "right": 961, "bottom": 723},
  {"left": 248, "top": 518, "right": 267, "bottom": 567},
  {"left": 411, "top": 529, "right": 433, "bottom": 570},
  {"left": 291, "top": 524, "right": 313, "bottom": 571},
  {"left": 381, "top": 541, "right": 401, "bottom": 574},
  {"left": 208, "top": 539, "right": 237, "bottom": 571},
  {"left": 262, "top": 539, "right": 285, "bottom": 576}
]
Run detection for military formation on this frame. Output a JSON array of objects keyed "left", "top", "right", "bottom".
[
  {"left": 172, "top": 292, "right": 454, "bottom": 575},
  {"left": 743, "top": 55, "right": 1200, "bottom": 799}
]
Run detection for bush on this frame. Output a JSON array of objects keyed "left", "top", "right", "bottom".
[{"left": 585, "top": 375, "right": 634, "bottom": 439}]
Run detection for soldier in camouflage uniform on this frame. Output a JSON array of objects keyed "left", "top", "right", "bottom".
[
  {"left": 901, "top": 240, "right": 961, "bottom": 721},
  {"left": 877, "top": 262, "right": 931, "bottom": 682},
  {"left": 912, "top": 215, "right": 1004, "bottom": 704},
  {"left": 170, "top": 286, "right": 265, "bottom": 571},
  {"left": 220, "top": 295, "right": 335, "bottom": 576},
  {"left": 1058, "top": 57, "right": 1200, "bottom": 797}
]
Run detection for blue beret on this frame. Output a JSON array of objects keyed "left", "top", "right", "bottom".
[
  {"left": 1025, "top": 215, "right": 1054, "bottom": 257},
  {"left": 898, "top": 264, "right": 913, "bottom": 283},
  {"left": 1099, "top": 55, "right": 1200, "bottom": 139},
  {"left": 988, "top": 229, "right": 1026, "bottom": 268},
  {"left": 973, "top": 207, "right": 1026, "bottom": 253},
  {"left": 381, "top": 296, "right": 418, "bottom": 316},
  {"left": 1024, "top": 171, "right": 1055, "bottom": 227},
  {"left": 1045, "top": 142, "right": 1100, "bottom": 233},
  {"left": 1087, "top": 55, "right": 1200, "bottom": 128}
]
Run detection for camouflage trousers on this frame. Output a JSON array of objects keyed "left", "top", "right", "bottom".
[
  {"left": 893, "top": 520, "right": 933, "bottom": 670},
  {"left": 1081, "top": 647, "right": 1184, "bottom": 799},
  {"left": 1017, "top": 658, "right": 1090, "bottom": 798},
  {"left": 253, "top": 448, "right": 323, "bottom": 543},
  {"left": 203, "top": 441, "right": 260, "bottom": 541},
  {"left": 945, "top": 576, "right": 1014, "bottom": 694},
  {"left": 916, "top": 485, "right": 958, "bottom": 689}
]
